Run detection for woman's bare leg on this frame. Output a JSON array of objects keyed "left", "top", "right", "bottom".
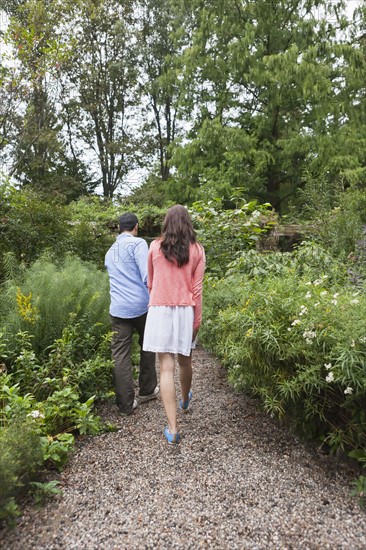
[
  {"left": 158, "top": 352, "right": 177, "bottom": 434},
  {"left": 178, "top": 352, "right": 192, "bottom": 403}
]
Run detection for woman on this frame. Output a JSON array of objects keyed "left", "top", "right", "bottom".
[{"left": 143, "top": 205, "right": 206, "bottom": 444}]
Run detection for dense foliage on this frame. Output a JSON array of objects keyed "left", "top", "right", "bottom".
[
  {"left": 0, "top": 181, "right": 168, "bottom": 277},
  {"left": 189, "top": 197, "right": 277, "bottom": 276},
  {"left": 0, "top": 255, "right": 114, "bottom": 522},
  {"left": 201, "top": 244, "right": 366, "bottom": 490}
]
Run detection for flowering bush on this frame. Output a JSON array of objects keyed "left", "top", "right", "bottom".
[
  {"left": 201, "top": 247, "right": 366, "bottom": 460},
  {"left": 1, "top": 255, "right": 110, "bottom": 357},
  {"left": 189, "top": 198, "right": 277, "bottom": 277}
]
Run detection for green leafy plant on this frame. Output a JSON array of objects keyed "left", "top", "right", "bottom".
[
  {"left": 351, "top": 475, "right": 366, "bottom": 508},
  {"left": 1, "top": 255, "right": 110, "bottom": 357},
  {"left": 40, "top": 433, "right": 75, "bottom": 470},
  {"left": 0, "top": 422, "right": 43, "bottom": 524},
  {"left": 299, "top": 182, "right": 366, "bottom": 261},
  {"left": 0, "top": 320, "right": 108, "bottom": 520},
  {"left": 29, "top": 480, "right": 62, "bottom": 506},
  {"left": 0, "top": 183, "right": 70, "bottom": 277},
  {"left": 0, "top": 376, "right": 36, "bottom": 422},
  {"left": 190, "top": 197, "right": 277, "bottom": 276}
]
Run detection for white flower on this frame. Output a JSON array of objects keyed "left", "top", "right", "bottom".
[
  {"left": 331, "top": 299, "right": 337, "bottom": 305},
  {"left": 313, "top": 279, "right": 322, "bottom": 286},
  {"left": 359, "top": 336, "right": 366, "bottom": 344},
  {"left": 250, "top": 210, "right": 261, "bottom": 220},
  {"left": 303, "top": 330, "right": 316, "bottom": 339},
  {"left": 333, "top": 293, "right": 339, "bottom": 298},
  {"left": 324, "top": 363, "right": 332, "bottom": 370},
  {"left": 326, "top": 372, "right": 335, "bottom": 383},
  {"left": 288, "top": 328, "right": 292, "bottom": 331},
  {"left": 314, "top": 302, "right": 320, "bottom": 307},
  {"left": 291, "top": 319, "right": 301, "bottom": 326},
  {"left": 299, "top": 306, "right": 308, "bottom": 316},
  {"left": 320, "top": 291, "right": 328, "bottom": 297},
  {"left": 305, "top": 281, "right": 312, "bottom": 286},
  {"left": 303, "top": 330, "right": 316, "bottom": 344},
  {"left": 27, "top": 410, "right": 44, "bottom": 419},
  {"left": 305, "top": 291, "right": 312, "bottom": 299},
  {"left": 350, "top": 299, "right": 359, "bottom": 304},
  {"left": 351, "top": 340, "right": 355, "bottom": 348},
  {"left": 344, "top": 387, "right": 353, "bottom": 395}
]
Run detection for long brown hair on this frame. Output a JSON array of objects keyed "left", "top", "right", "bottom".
[{"left": 160, "top": 205, "right": 196, "bottom": 267}]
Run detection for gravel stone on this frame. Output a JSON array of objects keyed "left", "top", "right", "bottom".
[{"left": 1, "top": 347, "right": 365, "bottom": 549}]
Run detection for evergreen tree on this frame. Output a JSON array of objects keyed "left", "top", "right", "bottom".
[{"left": 170, "top": 0, "right": 353, "bottom": 212}]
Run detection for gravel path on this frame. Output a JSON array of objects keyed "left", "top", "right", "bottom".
[{"left": 1, "top": 347, "right": 365, "bottom": 549}]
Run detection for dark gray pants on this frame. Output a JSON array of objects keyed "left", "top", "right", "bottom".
[{"left": 110, "top": 313, "right": 156, "bottom": 414}]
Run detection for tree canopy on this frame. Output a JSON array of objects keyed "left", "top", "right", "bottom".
[{"left": 0, "top": 0, "right": 365, "bottom": 211}]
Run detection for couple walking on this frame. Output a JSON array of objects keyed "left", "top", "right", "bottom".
[{"left": 105, "top": 205, "right": 206, "bottom": 444}]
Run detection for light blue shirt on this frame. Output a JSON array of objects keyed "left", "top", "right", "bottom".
[{"left": 105, "top": 233, "right": 150, "bottom": 319}]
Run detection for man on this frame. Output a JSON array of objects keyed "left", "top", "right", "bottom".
[{"left": 105, "top": 212, "right": 158, "bottom": 415}]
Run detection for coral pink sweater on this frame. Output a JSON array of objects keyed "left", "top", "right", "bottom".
[{"left": 147, "top": 240, "right": 206, "bottom": 329}]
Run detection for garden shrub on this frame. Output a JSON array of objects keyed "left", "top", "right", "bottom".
[
  {"left": 201, "top": 244, "right": 366, "bottom": 460},
  {"left": 299, "top": 180, "right": 366, "bottom": 260},
  {"left": 0, "top": 254, "right": 115, "bottom": 523},
  {"left": 0, "top": 183, "right": 70, "bottom": 277},
  {"left": 0, "top": 184, "right": 118, "bottom": 274},
  {"left": 1, "top": 254, "right": 110, "bottom": 357},
  {"left": 66, "top": 196, "right": 118, "bottom": 267},
  {"left": 0, "top": 421, "right": 43, "bottom": 523},
  {"left": 33, "top": 321, "right": 114, "bottom": 400},
  {"left": 0, "top": 326, "right": 109, "bottom": 522},
  {"left": 189, "top": 198, "right": 277, "bottom": 277},
  {"left": 123, "top": 203, "right": 167, "bottom": 239},
  {"left": 0, "top": 184, "right": 167, "bottom": 277},
  {"left": 226, "top": 241, "right": 348, "bottom": 285}
]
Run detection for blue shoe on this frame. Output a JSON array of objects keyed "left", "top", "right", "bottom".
[
  {"left": 179, "top": 390, "right": 192, "bottom": 413},
  {"left": 164, "top": 426, "right": 180, "bottom": 445}
]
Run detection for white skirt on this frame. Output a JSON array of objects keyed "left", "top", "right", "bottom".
[{"left": 143, "top": 306, "right": 196, "bottom": 356}]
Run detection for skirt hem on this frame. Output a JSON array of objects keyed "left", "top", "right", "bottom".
[{"left": 143, "top": 346, "right": 192, "bottom": 356}]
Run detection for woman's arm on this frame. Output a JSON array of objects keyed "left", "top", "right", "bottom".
[{"left": 192, "top": 245, "right": 206, "bottom": 330}]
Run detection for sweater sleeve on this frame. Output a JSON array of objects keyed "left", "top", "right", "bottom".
[
  {"left": 192, "top": 245, "right": 206, "bottom": 329},
  {"left": 147, "top": 242, "right": 154, "bottom": 293}
]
